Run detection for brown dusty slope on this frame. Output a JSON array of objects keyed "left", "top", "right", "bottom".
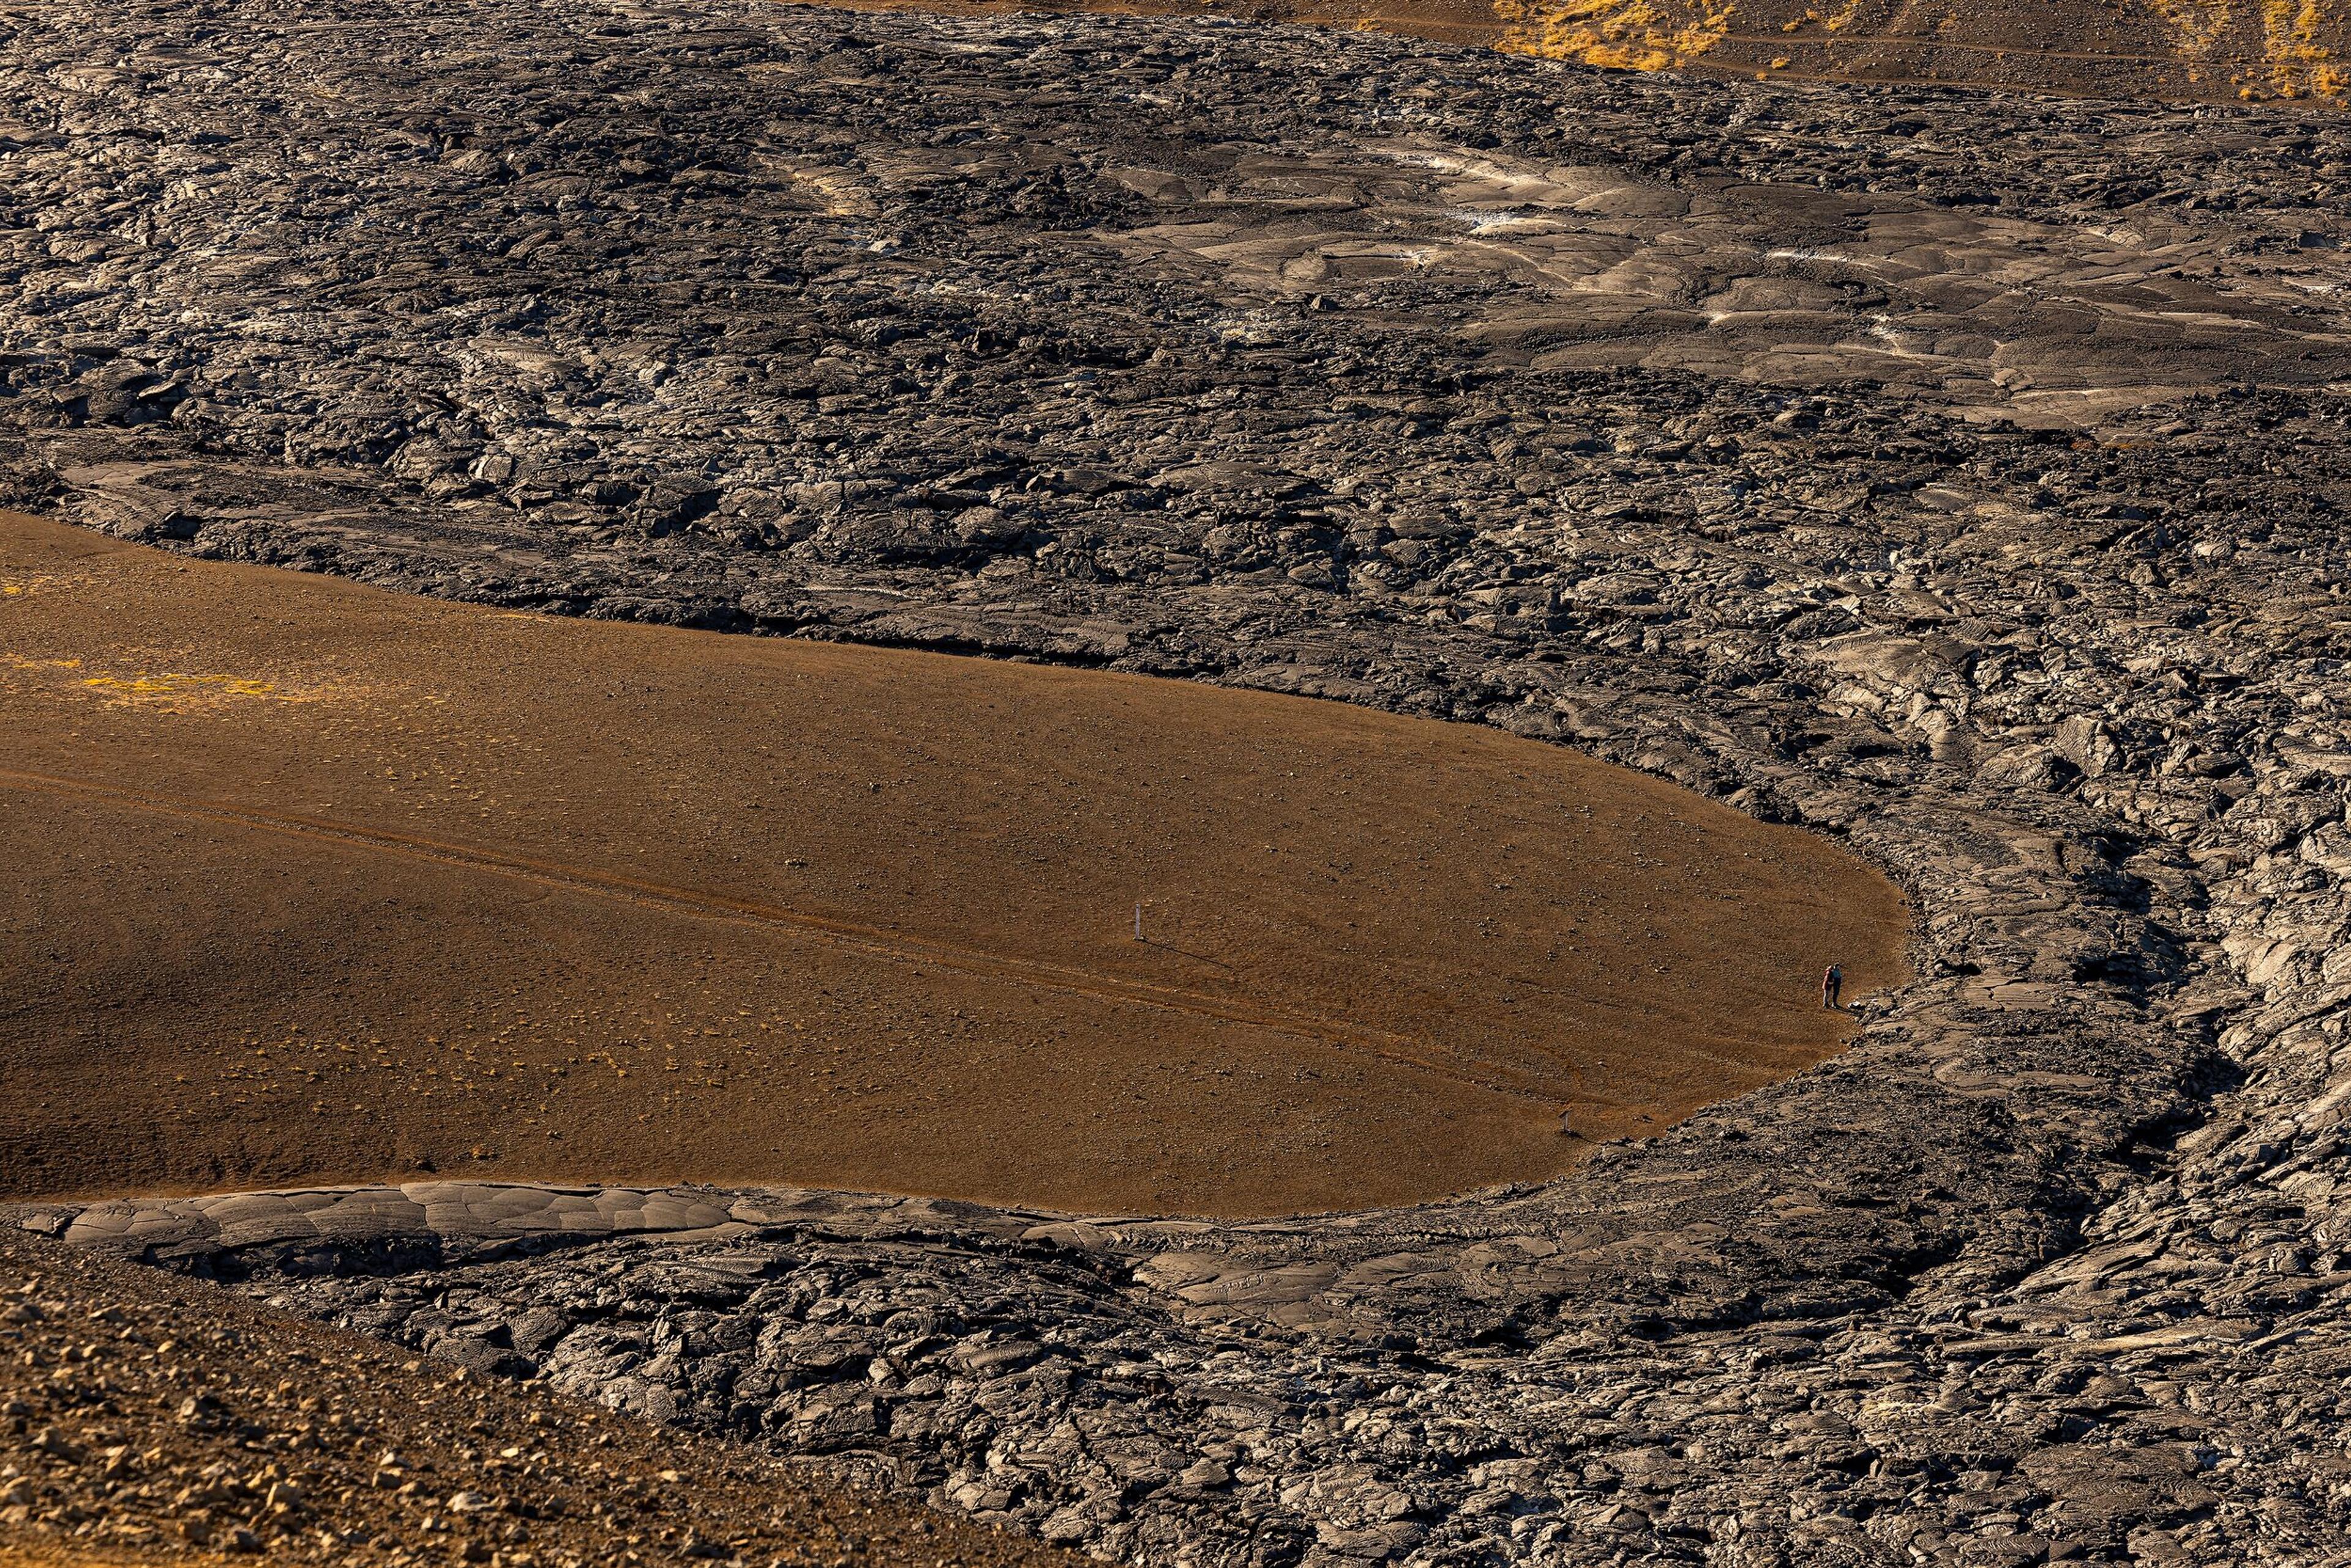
[
  {"left": 812, "top": 0, "right": 2349, "bottom": 102},
  {"left": 0, "top": 1229, "right": 1090, "bottom": 1568},
  {"left": 0, "top": 513, "right": 1906, "bottom": 1217},
  {"left": 1490, "top": 0, "right": 2349, "bottom": 100}
]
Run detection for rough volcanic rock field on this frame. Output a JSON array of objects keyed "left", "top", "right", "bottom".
[
  {"left": 820, "top": 0, "right": 2351, "bottom": 103},
  {"left": 6, "top": 1, "right": 2351, "bottom": 1566}
]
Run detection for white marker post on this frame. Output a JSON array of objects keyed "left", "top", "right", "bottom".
[{"left": 1134, "top": 901, "right": 1143, "bottom": 942}]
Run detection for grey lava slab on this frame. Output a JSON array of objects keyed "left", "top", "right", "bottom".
[
  {"left": 6, "top": 0, "right": 2351, "bottom": 1564},
  {"left": 16, "top": 1183, "right": 749, "bottom": 1259}
]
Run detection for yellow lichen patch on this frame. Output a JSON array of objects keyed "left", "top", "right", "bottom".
[
  {"left": 2, "top": 653, "right": 340, "bottom": 712},
  {"left": 78, "top": 671, "right": 312, "bottom": 708},
  {"left": 1494, "top": 0, "right": 1735, "bottom": 71}
]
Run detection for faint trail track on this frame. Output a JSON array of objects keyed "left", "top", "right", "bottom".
[
  {"left": 1708, "top": 33, "right": 2191, "bottom": 64},
  {"left": 0, "top": 763, "right": 1589, "bottom": 1108}
]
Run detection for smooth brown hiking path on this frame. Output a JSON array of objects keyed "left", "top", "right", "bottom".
[{"left": 0, "top": 513, "right": 1907, "bottom": 1217}]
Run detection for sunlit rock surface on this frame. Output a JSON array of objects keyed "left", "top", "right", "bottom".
[{"left": 7, "top": 2, "right": 2351, "bottom": 1563}]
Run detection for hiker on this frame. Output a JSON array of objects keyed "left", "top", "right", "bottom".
[{"left": 1821, "top": 962, "right": 1843, "bottom": 1010}]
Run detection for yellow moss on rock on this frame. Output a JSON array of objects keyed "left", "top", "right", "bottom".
[
  {"left": 2143, "top": 0, "right": 2237, "bottom": 58},
  {"left": 2259, "top": 0, "right": 2345, "bottom": 96},
  {"left": 2140, "top": 0, "right": 2341, "bottom": 94},
  {"left": 1494, "top": 0, "right": 1736, "bottom": 70}
]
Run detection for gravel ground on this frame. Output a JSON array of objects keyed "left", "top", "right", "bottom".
[{"left": 0, "top": 1230, "right": 1093, "bottom": 1568}]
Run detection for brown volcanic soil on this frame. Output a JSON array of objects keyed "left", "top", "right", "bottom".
[
  {"left": 0, "top": 512, "right": 1906, "bottom": 1217},
  {"left": 809, "top": 0, "right": 2349, "bottom": 102},
  {"left": 0, "top": 1228, "right": 1091, "bottom": 1568}
]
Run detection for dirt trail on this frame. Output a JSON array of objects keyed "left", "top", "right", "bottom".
[
  {"left": 0, "top": 512, "right": 1907, "bottom": 1217},
  {"left": 0, "top": 762, "right": 1575, "bottom": 1104}
]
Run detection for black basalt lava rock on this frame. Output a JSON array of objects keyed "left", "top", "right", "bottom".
[{"left": 7, "top": 1, "right": 2351, "bottom": 1563}]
